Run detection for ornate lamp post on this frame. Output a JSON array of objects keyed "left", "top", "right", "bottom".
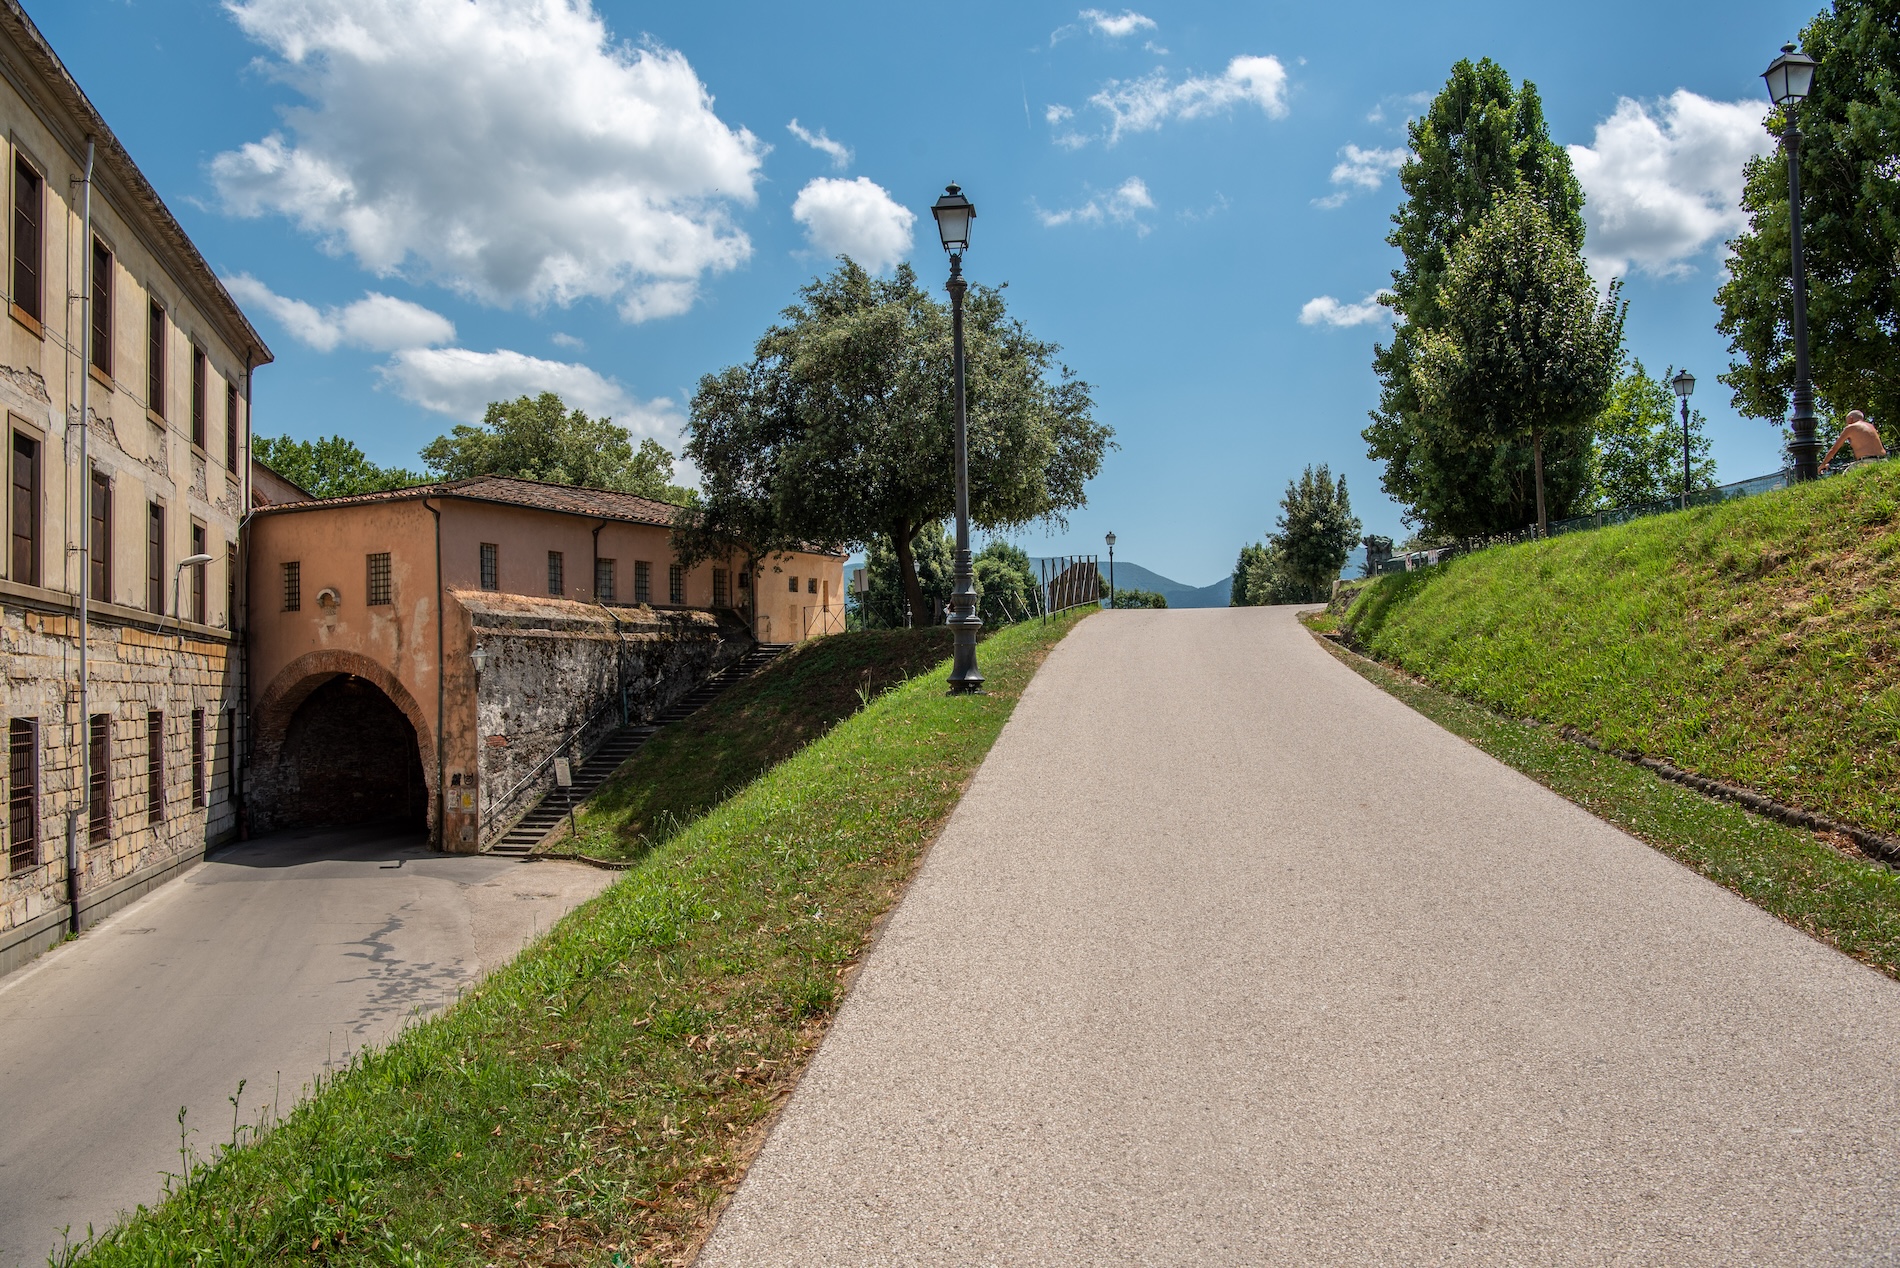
[
  {"left": 1762, "top": 42, "right": 1820, "bottom": 481},
  {"left": 931, "top": 183, "right": 983, "bottom": 694},
  {"left": 1105, "top": 531, "right": 1116, "bottom": 607},
  {"left": 1671, "top": 369, "right": 1696, "bottom": 510}
]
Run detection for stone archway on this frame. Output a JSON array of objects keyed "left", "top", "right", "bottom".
[{"left": 251, "top": 650, "right": 436, "bottom": 837}]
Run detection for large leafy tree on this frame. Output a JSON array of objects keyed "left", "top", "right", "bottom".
[
  {"left": 1271, "top": 465, "right": 1362, "bottom": 601},
  {"left": 682, "top": 260, "right": 1113, "bottom": 623},
  {"left": 1592, "top": 361, "right": 1716, "bottom": 508},
  {"left": 856, "top": 524, "right": 954, "bottom": 628},
  {"left": 1366, "top": 59, "right": 1595, "bottom": 537},
  {"left": 1413, "top": 190, "right": 1626, "bottom": 535},
  {"left": 251, "top": 433, "right": 423, "bottom": 497},
  {"left": 1716, "top": 3, "right": 1900, "bottom": 448},
  {"left": 420, "top": 392, "right": 694, "bottom": 502}
]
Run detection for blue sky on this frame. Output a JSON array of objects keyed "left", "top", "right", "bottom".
[{"left": 44, "top": 0, "right": 1813, "bottom": 584}]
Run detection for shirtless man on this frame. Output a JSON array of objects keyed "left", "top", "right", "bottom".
[{"left": 1819, "top": 410, "right": 1889, "bottom": 466}]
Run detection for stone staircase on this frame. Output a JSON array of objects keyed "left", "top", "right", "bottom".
[{"left": 487, "top": 642, "right": 793, "bottom": 857}]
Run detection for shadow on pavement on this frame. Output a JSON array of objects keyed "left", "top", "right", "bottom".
[{"left": 206, "top": 821, "right": 434, "bottom": 870}]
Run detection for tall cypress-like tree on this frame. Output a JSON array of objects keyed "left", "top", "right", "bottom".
[{"left": 1365, "top": 59, "right": 1598, "bottom": 538}]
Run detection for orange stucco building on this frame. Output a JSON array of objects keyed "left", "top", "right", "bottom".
[{"left": 244, "top": 475, "right": 844, "bottom": 850}]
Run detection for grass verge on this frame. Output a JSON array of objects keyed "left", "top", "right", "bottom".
[
  {"left": 1310, "top": 627, "right": 1900, "bottom": 981},
  {"left": 556, "top": 627, "right": 954, "bottom": 861},
  {"left": 1342, "top": 461, "right": 1900, "bottom": 838},
  {"left": 65, "top": 610, "right": 1090, "bottom": 1268}
]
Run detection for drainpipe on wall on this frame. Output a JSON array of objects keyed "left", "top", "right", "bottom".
[
  {"left": 425, "top": 498, "right": 444, "bottom": 850},
  {"left": 234, "top": 350, "right": 253, "bottom": 837},
  {"left": 69, "top": 137, "right": 96, "bottom": 936}
]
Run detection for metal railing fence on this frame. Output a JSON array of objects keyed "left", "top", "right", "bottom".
[{"left": 1040, "top": 555, "right": 1102, "bottom": 622}]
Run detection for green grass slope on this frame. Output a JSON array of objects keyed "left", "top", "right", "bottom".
[
  {"left": 566, "top": 627, "right": 955, "bottom": 859},
  {"left": 1344, "top": 461, "right": 1900, "bottom": 838}
]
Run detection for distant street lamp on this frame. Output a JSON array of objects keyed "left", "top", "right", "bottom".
[
  {"left": 1105, "top": 531, "right": 1116, "bottom": 607},
  {"left": 931, "top": 182, "right": 983, "bottom": 694},
  {"left": 1763, "top": 42, "right": 1821, "bottom": 481},
  {"left": 1671, "top": 369, "right": 1696, "bottom": 510}
]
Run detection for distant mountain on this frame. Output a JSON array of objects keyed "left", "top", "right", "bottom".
[{"left": 1033, "top": 558, "right": 1231, "bottom": 608}]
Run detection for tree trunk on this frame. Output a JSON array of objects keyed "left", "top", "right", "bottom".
[
  {"left": 1532, "top": 427, "right": 1549, "bottom": 538},
  {"left": 890, "top": 523, "right": 924, "bottom": 628}
]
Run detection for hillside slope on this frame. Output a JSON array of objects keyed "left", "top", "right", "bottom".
[{"left": 1343, "top": 462, "right": 1900, "bottom": 837}]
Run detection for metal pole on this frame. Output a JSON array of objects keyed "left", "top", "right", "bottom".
[
  {"left": 71, "top": 138, "right": 95, "bottom": 935},
  {"left": 1681, "top": 395, "right": 1692, "bottom": 511},
  {"left": 1785, "top": 119, "right": 1819, "bottom": 481},
  {"left": 945, "top": 251, "right": 983, "bottom": 693},
  {"left": 1108, "top": 544, "right": 1115, "bottom": 608}
]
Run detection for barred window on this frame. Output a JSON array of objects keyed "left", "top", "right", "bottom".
[
  {"left": 479, "top": 542, "right": 498, "bottom": 591},
  {"left": 146, "top": 711, "right": 164, "bottom": 824},
  {"left": 737, "top": 568, "right": 750, "bottom": 591},
  {"left": 634, "top": 560, "right": 651, "bottom": 605},
  {"left": 547, "top": 550, "right": 563, "bottom": 597},
  {"left": 668, "top": 563, "right": 684, "bottom": 605},
  {"left": 8, "top": 718, "right": 37, "bottom": 875},
  {"left": 190, "top": 709, "right": 205, "bottom": 809},
  {"left": 787, "top": 575, "right": 798, "bottom": 593},
  {"left": 366, "top": 552, "right": 392, "bottom": 605},
  {"left": 808, "top": 576, "right": 818, "bottom": 595},
  {"left": 712, "top": 567, "right": 729, "bottom": 608},
  {"left": 88, "top": 714, "right": 109, "bottom": 843},
  {"left": 594, "top": 557, "right": 615, "bottom": 603},
  {"left": 282, "top": 560, "right": 301, "bottom": 611}
]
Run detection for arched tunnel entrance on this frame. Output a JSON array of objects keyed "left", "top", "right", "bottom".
[{"left": 278, "top": 674, "right": 428, "bottom": 829}]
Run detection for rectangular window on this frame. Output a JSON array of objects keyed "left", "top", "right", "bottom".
[
  {"left": 190, "top": 521, "right": 207, "bottom": 624},
  {"left": 225, "top": 543, "right": 237, "bottom": 626},
  {"left": 190, "top": 709, "right": 205, "bottom": 810},
  {"left": 366, "top": 551, "right": 392, "bottom": 605},
  {"left": 594, "top": 557, "right": 615, "bottom": 602},
  {"left": 146, "top": 502, "right": 164, "bottom": 613},
  {"left": 547, "top": 550, "right": 563, "bottom": 597},
  {"left": 712, "top": 567, "right": 729, "bottom": 608},
  {"left": 147, "top": 300, "right": 165, "bottom": 416},
  {"left": 479, "top": 542, "right": 498, "bottom": 591},
  {"left": 282, "top": 560, "right": 300, "bottom": 611},
  {"left": 88, "top": 714, "right": 109, "bottom": 844},
  {"left": 12, "top": 154, "right": 42, "bottom": 325},
  {"left": 90, "top": 239, "right": 112, "bottom": 378},
  {"left": 808, "top": 576, "right": 818, "bottom": 595},
  {"left": 146, "top": 711, "right": 164, "bottom": 824},
  {"left": 634, "top": 560, "right": 651, "bottom": 605},
  {"left": 224, "top": 382, "right": 239, "bottom": 470},
  {"left": 11, "top": 429, "right": 38, "bottom": 585},
  {"left": 8, "top": 718, "right": 37, "bottom": 875},
  {"left": 669, "top": 563, "right": 684, "bottom": 606},
  {"left": 190, "top": 347, "right": 207, "bottom": 449},
  {"left": 788, "top": 575, "right": 799, "bottom": 594},
  {"left": 89, "top": 469, "right": 111, "bottom": 600},
  {"left": 738, "top": 568, "right": 750, "bottom": 592}
]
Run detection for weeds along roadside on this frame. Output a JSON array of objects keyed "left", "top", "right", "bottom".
[{"left": 64, "top": 609, "right": 1093, "bottom": 1268}]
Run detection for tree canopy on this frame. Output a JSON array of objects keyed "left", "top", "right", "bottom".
[
  {"left": 1366, "top": 58, "right": 1602, "bottom": 538},
  {"left": 251, "top": 433, "right": 423, "bottom": 498},
  {"left": 1231, "top": 466, "right": 1361, "bottom": 605},
  {"left": 1591, "top": 361, "right": 1716, "bottom": 509},
  {"left": 1716, "top": 1, "right": 1900, "bottom": 449},
  {"left": 420, "top": 392, "right": 695, "bottom": 503},
  {"left": 681, "top": 259, "right": 1113, "bottom": 623}
]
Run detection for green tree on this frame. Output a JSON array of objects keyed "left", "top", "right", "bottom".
[
  {"left": 1269, "top": 465, "right": 1362, "bottom": 601},
  {"left": 973, "top": 541, "right": 1039, "bottom": 625},
  {"left": 858, "top": 524, "right": 954, "bottom": 628},
  {"left": 251, "top": 433, "right": 423, "bottom": 498},
  {"left": 1413, "top": 190, "right": 1626, "bottom": 535},
  {"left": 1591, "top": 361, "right": 1717, "bottom": 508},
  {"left": 1716, "top": 6, "right": 1900, "bottom": 449},
  {"left": 1229, "top": 540, "right": 1306, "bottom": 606},
  {"left": 682, "top": 260, "right": 1113, "bottom": 624},
  {"left": 1366, "top": 58, "right": 1596, "bottom": 537},
  {"left": 420, "top": 392, "right": 695, "bottom": 502},
  {"left": 1110, "top": 588, "right": 1168, "bottom": 609}
]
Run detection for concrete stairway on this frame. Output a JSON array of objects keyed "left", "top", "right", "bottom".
[{"left": 487, "top": 642, "right": 794, "bottom": 857}]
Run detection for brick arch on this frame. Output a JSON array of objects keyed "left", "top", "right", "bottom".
[{"left": 252, "top": 650, "right": 437, "bottom": 833}]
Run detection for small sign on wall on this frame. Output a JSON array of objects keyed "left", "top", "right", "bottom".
[{"left": 553, "top": 758, "right": 573, "bottom": 788}]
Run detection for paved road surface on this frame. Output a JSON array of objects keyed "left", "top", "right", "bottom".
[
  {"left": 0, "top": 826, "right": 613, "bottom": 1267},
  {"left": 701, "top": 606, "right": 1900, "bottom": 1266}
]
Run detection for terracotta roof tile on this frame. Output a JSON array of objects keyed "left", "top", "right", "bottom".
[{"left": 248, "top": 474, "right": 687, "bottom": 528}]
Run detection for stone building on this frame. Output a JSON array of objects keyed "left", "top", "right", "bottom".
[
  {"left": 244, "top": 476, "right": 845, "bottom": 852},
  {"left": 0, "top": 4, "right": 272, "bottom": 973}
]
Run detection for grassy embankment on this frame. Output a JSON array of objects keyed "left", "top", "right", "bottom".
[
  {"left": 66, "top": 612, "right": 1088, "bottom": 1268},
  {"left": 1322, "top": 460, "right": 1900, "bottom": 976}
]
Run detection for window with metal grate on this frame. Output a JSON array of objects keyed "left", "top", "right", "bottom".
[{"left": 367, "top": 551, "right": 392, "bottom": 605}]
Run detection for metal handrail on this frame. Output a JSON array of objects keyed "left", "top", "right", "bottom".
[{"left": 480, "top": 694, "right": 624, "bottom": 836}]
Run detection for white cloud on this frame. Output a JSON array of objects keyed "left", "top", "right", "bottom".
[
  {"left": 382, "top": 346, "right": 681, "bottom": 436},
  {"left": 788, "top": 119, "right": 852, "bottom": 170},
  {"left": 1313, "top": 143, "right": 1409, "bottom": 208},
  {"left": 1046, "top": 103, "right": 1074, "bottom": 125},
  {"left": 1568, "top": 90, "right": 1774, "bottom": 282},
  {"left": 1081, "top": 8, "right": 1156, "bottom": 37},
  {"left": 1300, "top": 292, "right": 1391, "bottom": 328},
  {"left": 224, "top": 273, "right": 455, "bottom": 351},
  {"left": 791, "top": 177, "right": 916, "bottom": 271},
  {"left": 1082, "top": 55, "right": 1289, "bottom": 145},
  {"left": 1036, "top": 177, "right": 1155, "bottom": 234},
  {"left": 214, "top": 0, "right": 765, "bottom": 321},
  {"left": 549, "top": 331, "right": 585, "bottom": 350}
]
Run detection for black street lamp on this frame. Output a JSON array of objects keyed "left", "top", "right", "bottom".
[
  {"left": 931, "top": 183, "right": 983, "bottom": 694},
  {"left": 1671, "top": 369, "right": 1696, "bottom": 510},
  {"left": 1763, "top": 42, "right": 1821, "bottom": 481},
  {"left": 1105, "top": 531, "right": 1116, "bottom": 607}
]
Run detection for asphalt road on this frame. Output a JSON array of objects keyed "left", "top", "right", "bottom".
[
  {"left": 0, "top": 825, "right": 613, "bottom": 1267},
  {"left": 700, "top": 606, "right": 1900, "bottom": 1266}
]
